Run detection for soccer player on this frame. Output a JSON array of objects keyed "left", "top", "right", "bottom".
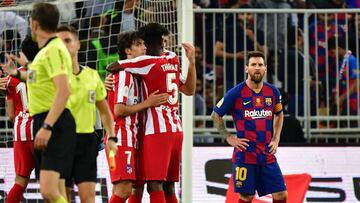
[
  {"left": 1, "top": 3, "right": 76, "bottom": 203},
  {"left": 106, "top": 31, "right": 168, "bottom": 203},
  {"left": 56, "top": 25, "right": 118, "bottom": 203},
  {"left": 211, "top": 51, "right": 287, "bottom": 203},
  {"left": 107, "top": 23, "right": 196, "bottom": 203},
  {"left": 5, "top": 35, "right": 39, "bottom": 203}
]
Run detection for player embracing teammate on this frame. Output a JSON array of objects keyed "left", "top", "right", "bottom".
[{"left": 106, "top": 23, "right": 196, "bottom": 203}]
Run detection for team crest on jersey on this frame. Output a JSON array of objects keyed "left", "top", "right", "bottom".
[
  {"left": 216, "top": 98, "right": 224, "bottom": 108},
  {"left": 126, "top": 164, "right": 133, "bottom": 174},
  {"left": 27, "top": 70, "right": 36, "bottom": 83},
  {"left": 88, "top": 90, "right": 96, "bottom": 103},
  {"left": 265, "top": 97, "right": 272, "bottom": 106},
  {"left": 236, "top": 181, "right": 243, "bottom": 188}
]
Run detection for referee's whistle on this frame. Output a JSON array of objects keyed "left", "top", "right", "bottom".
[{"left": 109, "top": 150, "right": 116, "bottom": 171}]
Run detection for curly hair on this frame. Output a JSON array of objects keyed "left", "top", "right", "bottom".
[{"left": 138, "top": 23, "right": 169, "bottom": 56}]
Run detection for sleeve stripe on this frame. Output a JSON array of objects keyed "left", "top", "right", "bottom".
[
  {"left": 116, "top": 71, "right": 132, "bottom": 103},
  {"left": 119, "top": 53, "right": 177, "bottom": 64},
  {"left": 124, "top": 63, "right": 155, "bottom": 75}
]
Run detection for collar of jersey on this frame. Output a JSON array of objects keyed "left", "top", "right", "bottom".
[{"left": 40, "top": 36, "right": 57, "bottom": 49}]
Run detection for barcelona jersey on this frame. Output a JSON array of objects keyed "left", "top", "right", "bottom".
[{"left": 213, "top": 82, "right": 282, "bottom": 165}]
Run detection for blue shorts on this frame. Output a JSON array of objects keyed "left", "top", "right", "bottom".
[{"left": 232, "top": 162, "right": 286, "bottom": 196}]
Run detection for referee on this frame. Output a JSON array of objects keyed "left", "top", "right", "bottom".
[
  {"left": 56, "top": 25, "right": 118, "bottom": 203},
  {"left": 2, "top": 3, "right": 75, "bottom": 203}
]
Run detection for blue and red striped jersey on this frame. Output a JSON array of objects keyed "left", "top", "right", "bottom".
[
  {"left": 309, "top": 20, "right": 345, "bottom": 79},
  {"left": 213, "top": 82, "right": 283, "bottom": 165}
]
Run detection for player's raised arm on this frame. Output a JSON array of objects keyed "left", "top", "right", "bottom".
[
  {"left": 1, "top": 53, "right": 28, "bottom": 82},
  {"left": 179, "top": 43, "right": 196, "bottom": 96}
]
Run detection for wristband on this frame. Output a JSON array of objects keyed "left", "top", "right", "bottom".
[
  {"left": 108, "top": 136, "right": 118, "bottom": 143},
  {"left": 41, "top": 123, "right": 53, "bottom": 131}
]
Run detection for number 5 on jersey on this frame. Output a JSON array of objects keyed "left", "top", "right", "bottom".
[{"left": 166, "top": 73, "right": 178, "bottom": 105}]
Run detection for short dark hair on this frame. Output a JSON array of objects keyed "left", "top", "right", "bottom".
[
  {"left": 32, "top": 3, "right": 59, "bottom": 33},
  {"left": 287, "top": 27, "right": 303, "bottom": 46},
  {"left": 138, "top": 23, "right": 169, "bottom": 56},
  {"left": 328, "top": 37, "right": 346, "bottom": 50},
  {"left": 57, "top": 25, "right": 78, "bottom": 38},
  {"left": 21, "top": 35, "right": 39, "bottom": 61},
  {"left": 117, "top": 31, "right": 142, "bottom": 60},
  {"left": 246, "top": 51, "right": 266, "bottom": 65}
]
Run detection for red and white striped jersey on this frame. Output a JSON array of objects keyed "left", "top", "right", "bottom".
[
  {"left": 112, "top": 71, "right": 141, "bottom": 148},
  {"left": 118, "top": 51, "right": 186, "bottom": 136},
  {"left": 6, "top": 68, "right": 34, "bottom": 141}
]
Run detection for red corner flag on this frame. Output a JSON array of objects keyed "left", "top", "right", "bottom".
[{"left": 226, "top": 173, "right": 312, "bottom": 203}]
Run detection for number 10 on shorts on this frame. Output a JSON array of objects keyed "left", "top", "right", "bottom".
[{"left": 235, "top": 167, "right": 247, "bottom": 181}]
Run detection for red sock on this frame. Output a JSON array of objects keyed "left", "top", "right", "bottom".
[
  {"left": 7, "top": 183, "right": 25, "bottom": 203},
  {"left": 128, "top": 194, "right": 142, "bottom": 203},
  {"left": 238, "top": 199, "right": 251, "bottom": 203},
  {"left": 150, "top": 191, "right": 165, "bottom": 203},
  {"left": 273, "top": 200, "right": 287, "bottom": 203},
  {"left": 165, "top": 194, "right": 178, "bottom": 203},
  {"left": 109, "top": 195, "right": 127, "bottom": 203}
]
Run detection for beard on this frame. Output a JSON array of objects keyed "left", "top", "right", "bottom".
[{"left": 250, "top": 72, "right": 264, "bottom": 84}]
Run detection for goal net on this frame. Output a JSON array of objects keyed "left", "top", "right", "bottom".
[
  {"left": 0, "top": 0, "right": 183, "bottom": 202},
  {"left": 134, "top": 0, "right": 179, "bottom": 53}
]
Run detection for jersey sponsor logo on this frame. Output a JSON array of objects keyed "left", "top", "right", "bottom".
[
  {"left": 88, "top": 90, "right": 96, "bottom": 103},
  {"left": 243, "top": 100, "right": 251, "bottom": 105},
  {"left": 27, "top": 70, "right": 36, "bottom": 83},
  {"left": 265, "top": 98, "right": 272, "bottom": 106},
  {"left": 244, "top": 109, "right": 272, "bottom": 119},
  {"left": 255, "top": 97, "right": 262, "bottom": 107},
  {"left": 216, "top": 98, "right": 224, "bottom": 108}
]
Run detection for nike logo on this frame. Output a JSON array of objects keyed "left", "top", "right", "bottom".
[{"left": 243, "top": 101, "right": 251, "bottom": 105}]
